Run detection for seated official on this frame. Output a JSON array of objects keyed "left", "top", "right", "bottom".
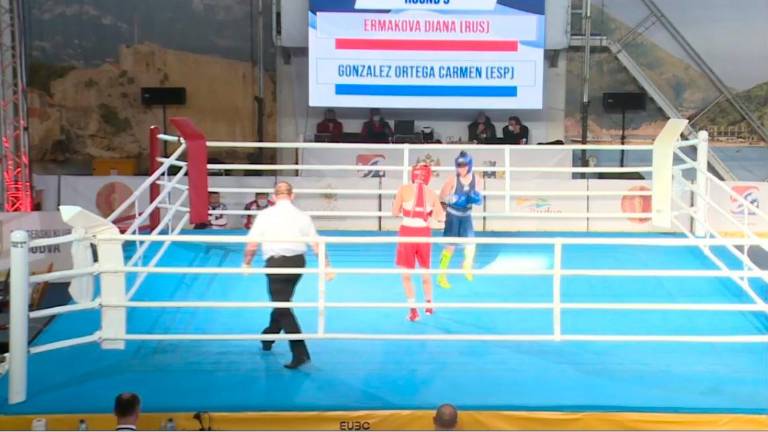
[
  {"left": 420, "top": 126, "right": 442, "bottom": 144},
  {"left": 194, "top": 191, "right": 228, "bottom": 229},
  {"left": 361, "top": 108, "right": 393, "bottom": 143},
  {"left": 316, "top": 109, "right": 343, "bottom": 142},
  {"left": 502, "top": 116, "right": 529, "bottom": 144},
  {"left": 243, "top": 192, "right": 273, "bottom": 229},
  {"left": 467, "top": 111, "right": 496, "bottom": 143}
]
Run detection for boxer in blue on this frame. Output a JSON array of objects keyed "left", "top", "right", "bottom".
[{"left": 437, "top": 151, "right": 483, "bottom": 289}]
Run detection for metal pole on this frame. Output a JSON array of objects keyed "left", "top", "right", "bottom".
[
  {"left": 9, "top": 229, "right": 29, "bottom": 404},
  {"left": 694, "top": 131, "right": 709, "bottom": 237},
  {"left": 579, "top": 0, "right": 592, "bottom": 178},
  {"left": 317, "top": 241, "right": 327, "bottom": 335},
  {"left": 257, "top": 0, "right": 265, "bottom": 101},
  {"left": 12, "top": 0, "right": 30, "bottom": 210},
  {"left": 620, "top": 108, "right": 626, "bottom": 167},
  {"left": 254, "top": 0, "right": 266, "bottom": 143}
]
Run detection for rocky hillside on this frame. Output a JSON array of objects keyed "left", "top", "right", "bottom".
[
  {"left": 28, "top": 44, "right": 276, "bottom": 168},
  {"left": 28, "top": 0, "right": 268, "bottom": 67}
]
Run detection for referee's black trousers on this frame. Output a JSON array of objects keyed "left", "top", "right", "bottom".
[{"left": 262, "top": 254, "right": 309, "bottom": 359}]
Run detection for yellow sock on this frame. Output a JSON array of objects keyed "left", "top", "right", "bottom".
[
  {"left": 437, "top": 250, "right": 453, "bottom": 289},
  {"left": 463, "top": 245, "right": 476, "bottom": 282}
]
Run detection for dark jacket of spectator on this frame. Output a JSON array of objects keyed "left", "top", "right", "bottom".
[
  {"left": 361, "top": 109, "right": 393, "bottom": 143},
  {"left": 468, "top": 112, "right": 496, "bottom": 143},
  {"left": 316, "top": 109, "right": 344, "bottom": 142},
  {"left": 502, "top": 116, "right": 530, "bottom": 144}
]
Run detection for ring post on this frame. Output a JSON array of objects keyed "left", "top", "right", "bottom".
[
  {"left": 60, "top": 206, "right": 126, "bottom": 349},
  {"left": 317, "top": 240, "right": 327, "bottom": 336},
  {"left": 169, "top": 118, "right": 209, "bottom": 226},
  {"left": 148, "top": 126, "right": 161, "bottom": 231},
  {"left": 9, "top": 230, "right": 30, "bottom": 404},
  {"left": 743, "top": 195, "right": 750, "bottom": 287},
  {"left": 652, "top": 119, "right": 689, "bottom": 229},
  {"left": 694, "top": 130, "right": 710, "bottom": 237},
  {"left": 553, "top": 240, "right": 562, "bottom": 341}
]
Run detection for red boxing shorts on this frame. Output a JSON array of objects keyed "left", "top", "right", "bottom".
[{"left": 396, "top": 225, "right": 432, "bottom": 269}]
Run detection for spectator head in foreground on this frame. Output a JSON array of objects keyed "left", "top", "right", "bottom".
[
  {"left": 114, "top": 392, "right": 141, "bottom": 430},
  {"left": 434, "top": 403, "right": 458, "bottom": 430}
]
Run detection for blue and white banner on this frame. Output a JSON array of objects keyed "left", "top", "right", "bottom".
[{"left": 309, "top": 0, "right": 546, "bottom": 109}]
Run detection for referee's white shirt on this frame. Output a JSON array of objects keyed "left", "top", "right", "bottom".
[{"left": 247, "top": 199, "right": 318, "bottom": 259}]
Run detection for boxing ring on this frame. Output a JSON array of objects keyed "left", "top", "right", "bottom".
[{"left": 1, "top": 118, "right": 767, "bottom": 430}]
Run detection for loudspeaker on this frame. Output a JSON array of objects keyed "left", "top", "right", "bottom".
[
  {"left": 141, "top": 87, "right": 187, "bottom": 106},
  {"left": 602, "top": 92, "right": 646, "bottom": 112}
]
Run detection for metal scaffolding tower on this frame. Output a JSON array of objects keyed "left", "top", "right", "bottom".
[
  {"left": 0, "top": 0, "right": 31, "bottom": 212},
  {"left": 569, "top": 0, "right": 745, "bottom": 180},
  {"left": 640, "top": 0, "right": 768, "bottom": 145}
]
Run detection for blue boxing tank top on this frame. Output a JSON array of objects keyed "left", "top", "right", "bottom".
[{"left": 447, "top": 174, "right": 476, "bottom": 216}]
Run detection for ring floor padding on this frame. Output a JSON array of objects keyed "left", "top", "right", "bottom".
[{"left": 1, "top": 231, "right": 766, "bottom": 415}]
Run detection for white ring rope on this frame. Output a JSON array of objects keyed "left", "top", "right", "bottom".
[
  {"left": 205, "top": 140, "right": 696, "bottom": 151},
  {"left": 14, "top": 127, "right": 768, "bottom": 407},
  {"left": 205, "top": 163, "right": 655, "bottom": 174},
  {"left": 12, "top": 130, "right": 768, "bottom": 381}
]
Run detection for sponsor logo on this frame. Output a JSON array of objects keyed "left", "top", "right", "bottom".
[
  {"left": 356, "top": 154, "right": 386, "bottom": 178},
  {"left": 515, "top": 197, "right": 560, "bottom": 213},
  {"left": 96, "top": 181, "right": 136, "bottom": 229},
  {"left": 621, "top": 185, "right": 652, "bottom": 224},
  {"left": 482, "top": 160, "right": 501, "bottom": 179},
  {"left": 730, "top": 185, "right": 760, "bottom": 216},
  {"left": 321, "top": 183, "right": 339, "bottom": 209},
  {"left": 415, "top": 154, "right": 441, "bottom": 178},
  {"left": 339, "top": 421, "right": 371, "bottom": 431}
]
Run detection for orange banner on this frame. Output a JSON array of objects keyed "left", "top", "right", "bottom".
[{"left": 2, "top": 410, "right": 767, "bottom": 431}]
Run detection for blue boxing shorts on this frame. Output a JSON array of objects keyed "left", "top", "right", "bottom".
[{"left": 443, "top": 212, "right": 474, "bottom": 239}]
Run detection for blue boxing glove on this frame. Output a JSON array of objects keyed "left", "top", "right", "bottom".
[
  {"left": 467, "top": 190, "right": 483, "bottom": 205},
  {"left": 448, "top": 193, "right": 470, "bottom": 208}
]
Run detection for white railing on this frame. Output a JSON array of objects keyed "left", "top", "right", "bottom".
[{"left": 7, "top": 126, "right": 768, "bottom": 406}]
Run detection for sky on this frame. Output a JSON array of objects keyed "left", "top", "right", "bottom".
[{"left": 600, "top": 0, "right": 768, "bottom": 91}]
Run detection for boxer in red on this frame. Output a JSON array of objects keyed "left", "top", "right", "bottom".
[{"left": 392, "top": 163, "right": 445, "bottom": 322}]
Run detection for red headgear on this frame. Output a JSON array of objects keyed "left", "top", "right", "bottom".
[{"left": 411, "top": 163, "right": 432, "bottom": 185}]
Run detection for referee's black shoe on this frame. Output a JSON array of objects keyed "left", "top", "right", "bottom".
[{"left": 284, "top": 356, "right": 310, "bottom": 369}]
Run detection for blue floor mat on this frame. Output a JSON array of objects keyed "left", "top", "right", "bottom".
[{"left": 1, "top": 231, "right": 766, "bottom": 415}]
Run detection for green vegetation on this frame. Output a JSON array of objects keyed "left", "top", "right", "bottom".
[
  {"left": 98, "top": 103, "right": 132, "bottom": 134},
  {"left": 698, "top": 81, "right": 768, "bottom": 132},
  {"left": 28, "top": 62, "right": 76, "bottom": 95}
]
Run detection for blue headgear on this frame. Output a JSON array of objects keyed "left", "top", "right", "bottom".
[{"left": 455, "top": 151, "right": 473, "bottom": 174}]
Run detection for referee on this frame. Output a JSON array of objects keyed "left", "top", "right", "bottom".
[{"left": 243, "top": 181, "right": 332, "bottom": 369}]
